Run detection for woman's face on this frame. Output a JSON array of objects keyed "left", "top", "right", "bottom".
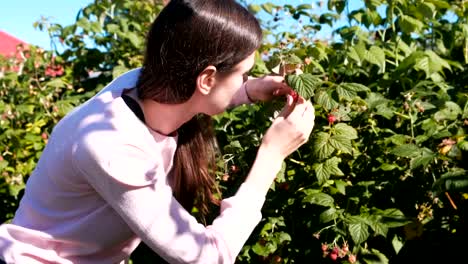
[{"left": 200, "top": 52, "right": 255, "bottom": 115}]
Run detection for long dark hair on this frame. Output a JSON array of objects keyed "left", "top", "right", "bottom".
[{"left": 136, "top": 0, "right": 262, "bottom": 216}]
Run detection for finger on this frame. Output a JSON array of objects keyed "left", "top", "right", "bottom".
[
  {"left": 274, "top": 87, "right": 293, "bottom": 96},
  {"left": 286, "top": 99, "right": 311, "bottom": 122},
  {"left": 277, "top": 94, "right": 296, "bottom": 119}
]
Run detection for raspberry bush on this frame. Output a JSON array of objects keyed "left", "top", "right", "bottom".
[{"left": 1, "top": 0, "right": 467, "bottom": 263}]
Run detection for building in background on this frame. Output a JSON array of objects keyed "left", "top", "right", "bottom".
[{"left": 0, "top": 30, "right": 28, "bottom": 76}]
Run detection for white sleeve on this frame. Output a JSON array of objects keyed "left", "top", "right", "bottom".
[{"left": 72, "top": 134, "right": 265, "bottom": 264}]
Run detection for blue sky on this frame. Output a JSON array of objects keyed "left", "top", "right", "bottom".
[{"left": 0, "top": 0, "right": 366, "bottom": 49}]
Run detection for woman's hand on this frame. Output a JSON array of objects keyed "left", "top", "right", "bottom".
[
  {"left": 260, "top": 94, "right": 315, "bottom": 161},
  {"left": 243, "top": 94, "right": 315, "bottom": 195},
  {"left": 245, "top": 75, "right": 292, "bottom": 102}
]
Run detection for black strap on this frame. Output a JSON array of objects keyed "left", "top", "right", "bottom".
[{"left": 122, "top": 94, "right": 146, "bottom": 123}]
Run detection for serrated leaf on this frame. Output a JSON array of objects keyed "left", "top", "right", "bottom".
[
  {"left": 46, "top": 79, "right": 66, "bottom": 88},
  {"left": 283, "top": 53, "right": 303, "bottom": 64},
  {"left": 349, "top": 222, "right": 369, "bottom": 244},
  {"left": 303, "top": 192, "right": 334, "bottom": 207},
  {"left": 287, "top": 74, "right": 321, "bottom": 100},
  {"left": 410, "top": 148, "right": 435, "bottom": 169},
  {"left": 367, "top": 46, "right": 386, "bottom": 73},
  {"left": 276, "top": 232, "right": 292, "bottom": 243},
  {"left": 459, "top": 141, "right": 468, "bottom": 151},
  {"left": 366, "top": 92, "right": 390, "bottom": 109},
  {"left": 126, "top": 32, "right": 142, "bottom": 48},
  {"left": 370, "top": 221, "right": 389, "bottom": 237},
  {"left": 391, "top": 144, "right": 421, "bottom": 158},
  {"left": 434, "top": 101, "right": 462, "bottom": 121},
  {"left": 333, "top": 123, "right": 358, "bottom": 140},
  {"left": 335, "top": 180, "right": 347, "bottom": 195},
  {"left": 315, "top": 90, "right": 339, "bottom": 110},
  {"left": 313, "top": 132, "right": 335, "bottom": 159},
  {"left": 336, "top": 83, "right": 369, "bottom": 100},
  {"left": 399, "top": 15, "right": 424, "bottom": 34},
  {"left": 329, "top": 135, "right": 353, "bottom": 154},
  {"left": 320, "top": 207, "right": 339, "bottom": 223},
  {"left": 314, "top": 157, "right": 344, "bottom": 185}
]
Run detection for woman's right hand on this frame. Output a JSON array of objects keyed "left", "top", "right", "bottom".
[{"left": 260, "top": 94, "right": 315, "bottom": 161}]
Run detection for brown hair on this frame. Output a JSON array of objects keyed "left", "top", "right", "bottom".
[{"left": 136, "top": 0, "right": 262, "bottom": 216}]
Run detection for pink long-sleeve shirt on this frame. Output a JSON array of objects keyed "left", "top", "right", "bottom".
[{"left": 0, "top": 69, "right": 265, "bottom": 264}]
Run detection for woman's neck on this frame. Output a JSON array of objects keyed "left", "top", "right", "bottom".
[{"left": 124, "top": 88, "right": 196, "bottom": 136}]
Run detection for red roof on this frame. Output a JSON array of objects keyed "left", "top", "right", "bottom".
[{"left": 0, "top": 30, "right": 28, "bottom": 58}]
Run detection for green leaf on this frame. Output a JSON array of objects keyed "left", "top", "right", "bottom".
[
  {"left": 329, "top": 135, "right": 353, "bottom": 154},
  {"left": 261, "top": 3, "right": 275, "bottom": 14},
  {"left": 399, "top": 15, "right": 424, "bottom": 34},
  {"left": 297, "top": 4, "right": 312, "bottom": 10},
  {"left": 459, "top": 141, "right": 468, "bottom": 151},
  {"left": 315, "top": 90, "right": 339, "bottom": 110},
  {"left": 106, "top": 23, "right": 119, "bottom": 34},
  {"left": 314, "top": 157, "right": 344, "bottom": 185},
  {"left": 392, "top": 235, "right": 404, "bottom": 254},
  {"left": 335, "top": 180, "right": 347, "bottom": 195},
  {"left": 366, "top": 92, "right": 390, "bottom": 109},
  {"left": 369, "top": 221, "right": 389, "bottom": 237},
  {"left": 252, "top": 241, "right": 276, "bottom": 257},
  {"left": 410, "top": 148, "right": 435, "bottom": 169},
  {"left": 112, "top": 65, "right": 129, "bottom": 79},
  {"left": 46, "top": 79, "right": 66, "bottom": 88},
  {"left": 333, "top": 123, "right": 358, "bottom": 140},
  {"left": 283, "top": 53, "right": 303, "bottom": 64},
  {"left": 348, "top": 222, "right": 369, "bottom": 245},
  {"left": 313, "top": 132, "right": 335, "bottom": 159},
  {"left": 320, "top": 207, "right": 341, "bottom": 223},
  {"left": 391, "top": 144, "right": 421, "bottom": 158},
  {"left": 276, "top": 232, "right": 292, "bottom": 243},
  {"left": 303, "top": 192, "right": 334, "bottom": 207},
  {"left": 434, "top": 101, "right": 462, "bottom": 121},
  {"left": 248, "top": 4, "right": 262, "bottom": 14},
  {"left": 367, "top": 46, "right": 386, "bottom": 73},
  {"left": 418, "top": 2, "right": 436, "bottom": 19},
  {"left": 126, "top": 32, "right": 142, "bottom": 48},
  {"left": 0, "top": 160, "right": 8, "bottom": 171},
  {"left": 336, "top": 83, "right": 369, "bottom": 101},
  {"left": 286, "top": 74, "right": 321, "bottom": 100}
]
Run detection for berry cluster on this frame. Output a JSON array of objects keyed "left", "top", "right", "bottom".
[{"left": 321, "top": 242, "right": 356, "bottom": 263}]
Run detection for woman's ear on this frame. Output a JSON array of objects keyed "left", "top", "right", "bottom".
[{"left": 196, "top": 66, "right": 217, "bottom": 95}]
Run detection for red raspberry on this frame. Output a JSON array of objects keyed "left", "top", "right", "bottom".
[
  {"left": 321, "top": 243, "right": 328, "bottom": 252},
  {"left": 348, "top": 254, "right": 356, "bottom": 263},
  {"left": 341, "top": 242, "right": 349, "bottom": 253},
  {"left": 327, "top": 114, "right": 337, "bottom": 125},
  {"left": 41, "top": 133, "right": 48, "bottom": 140},
  {"left": 330, "top": 252, "right": 338, "bottom": 261},
  {"left": 230, "top": 165, "right": 239, "bottom": 173},
  {"left": 289, "top": 90, "right": 299, "bottom": 101}
]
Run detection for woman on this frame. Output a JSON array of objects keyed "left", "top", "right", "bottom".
[{"left": 0, "top": 0, "right": 315, "bottom": 263}]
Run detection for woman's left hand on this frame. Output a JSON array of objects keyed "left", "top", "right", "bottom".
[{"left": 245, "top": 75, "right": 293, "bottom": 102}]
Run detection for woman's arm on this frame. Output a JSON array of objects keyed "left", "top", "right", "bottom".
[{"left": 72, "top": 135, "right": 281, "bottom": 264}]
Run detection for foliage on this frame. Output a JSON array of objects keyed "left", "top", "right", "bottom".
[{"left": 1, "top": 0, "right": 468, "bottom": 263}]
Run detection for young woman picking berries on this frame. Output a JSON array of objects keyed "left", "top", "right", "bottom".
[{"left": 0, "top": 1, "right": 315, "bottom": 263}]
